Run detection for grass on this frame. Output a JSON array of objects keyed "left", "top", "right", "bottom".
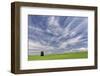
[{"left": 28, "top": 51, "right": 88, "bottom": 61}]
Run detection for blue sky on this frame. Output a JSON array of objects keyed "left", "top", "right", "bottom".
[{"left": 28, "top": 15, "right": 88, "bottom": 54}]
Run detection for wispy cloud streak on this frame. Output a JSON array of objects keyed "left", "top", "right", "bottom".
[{"left": 28, "top": 15, "right": 88, "bottom": 54}]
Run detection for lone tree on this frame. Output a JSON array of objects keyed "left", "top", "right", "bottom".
[{"left": 41, "top": 51, "right": 44, "bottom": 56}]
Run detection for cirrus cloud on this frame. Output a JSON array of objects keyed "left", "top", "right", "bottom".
[{"left": 28, "top": 15, "right": 88, "bottom": 54}]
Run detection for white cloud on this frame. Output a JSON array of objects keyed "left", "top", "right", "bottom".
[
  {"left": 28, "top": 39, "right": 54, "bottom": 51},
  {"left": 63, "top": 17, "right": 78, "bottom": 31},
  {"left": 28, "top": 25, "right": 43, "bottom": 33},
  {"left": 79, "top": 47, "right": 88, "bottom": 51},
  {"left": 59, "top": 35, "right": 82, "bottom": 49},
  {"left": 47, "top": 16, "right": 63, "bottom": 36},
  {"left": 28, "top": 39, "right": 44, "bottom": 49},
  {"left": 55, "top": 17, "right": 79, "bottom": 41},
  {"left": 69, "top": 18, "right": 88, "bottom": 37},
  {"left": 28, "top": 16, "right": 88, "bottom": 53},
  {"left": 56, "top": 18, "right": 87, "bottom": 49}
]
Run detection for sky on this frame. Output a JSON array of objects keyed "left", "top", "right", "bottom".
[{"left": 28, "top": 15, "right": 88, "bottom": 55}]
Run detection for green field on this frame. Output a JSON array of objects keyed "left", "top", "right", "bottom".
[{"left": 28, "top": 51, "right": 88, "bottom": 61}]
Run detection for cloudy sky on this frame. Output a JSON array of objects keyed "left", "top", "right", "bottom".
[{"left": 28, "top": 15, "right": 88, "bottom": 54}]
